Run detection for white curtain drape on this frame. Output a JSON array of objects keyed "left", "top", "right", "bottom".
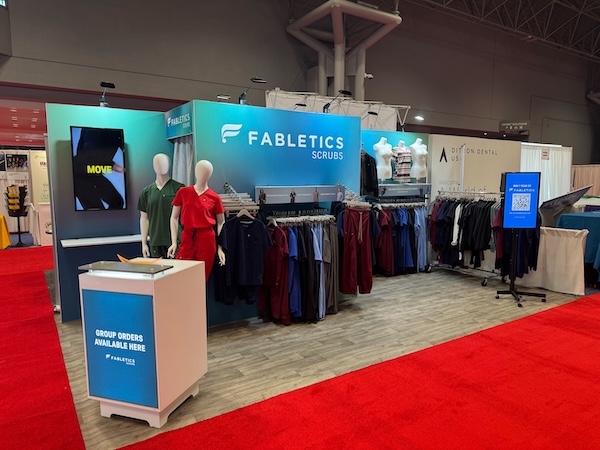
[
  {"left": 517, "top": 227, "right": 587, "bottom": 296},
  {"left": 172, "top": 135, "right": 195, "bottom": 186},
  {"left": 520, "top": 144, "right": 572, "bottom": 203}
]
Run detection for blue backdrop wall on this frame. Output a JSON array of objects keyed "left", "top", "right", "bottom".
[
  {"left": 189, "top": 101, "right": 362, "bottom": 326},
  {"left": 46, "top": 104, "right": 173, "bottom": 322}
]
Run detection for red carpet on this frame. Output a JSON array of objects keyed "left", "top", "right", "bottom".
[
  {"left": 125, "top": 295, "right": 600, "bottom": 450},
  {"left": 0, "top": 247, "right": 84, "bottom": 449}
]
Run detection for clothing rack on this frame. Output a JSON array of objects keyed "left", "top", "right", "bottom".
[
  {"left": 376, "top": 202, "right": 426, "bottom": 209},
  {"left": 437, "top": 190, "right": 502, "bottom": 200},
  {"left": 271, "top": 214, "right": 335, "bottom": 225},
  {"left": 344, "top": 200, "right": 372, "bottom": 209},
  {"left": 430, "top": 193, "right": 503, "bottom": 285}
]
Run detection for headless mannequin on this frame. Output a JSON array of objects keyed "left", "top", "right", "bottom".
[
  {"left": 168, "top": 160, "right": 225, "bottom": 272},
  {"left": 409, "top": 138, "right": 428, "bottom": 181},
  {"left": 139, "top": 153, "right": 184, "bottom": 258},
  {"left": 373, "top": 137, "right": 393, "bottom": 180},
  {"left": 393, "top": 140, "right": 411, "bottom": 183}
]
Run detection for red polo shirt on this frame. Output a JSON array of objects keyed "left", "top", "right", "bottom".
[{"left": 172, "top": 186, "right": 224, "bottom": 229}]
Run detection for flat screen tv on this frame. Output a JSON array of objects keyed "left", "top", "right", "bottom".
[{"left": 70, "top": 126, "right": 127, "bottom": 211}]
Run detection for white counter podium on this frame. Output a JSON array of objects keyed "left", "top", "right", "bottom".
[{"left": 79, "top": 259, "right": 206, "bottom": 428}]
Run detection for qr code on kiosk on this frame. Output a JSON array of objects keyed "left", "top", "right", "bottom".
[{"left": 512, "top": 193, "right": 531, "bottom": 211}]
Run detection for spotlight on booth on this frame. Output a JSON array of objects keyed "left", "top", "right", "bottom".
[
  {"left": 293, "top": 103, "right": 307, "bottom": 110},
  {"left": 99, "top": 82, "right": 116, "bottom": 108},
  {"left": 217, "top": 94, "right": 231, "bottom": 102},
  {"left": 239, "top": 77, "right": 267, "bottom": 105},
  {"left": 362, "top": 111, "right": 379, "bottom": 130},
  {"left": 323, "top": 89, "right": 352, "bottom": 114},
  {"left": 362, "top": 111, "right": 379, "bottom": 119},
  {"left": 415, "top": 115, "right": 425, "bottom": 121}
]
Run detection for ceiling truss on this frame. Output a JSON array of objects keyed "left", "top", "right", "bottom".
[
  {"left": 285, "top": 0, "right": 600, "bottom": 91},
  {"left": 400, "top": 0, "right": 600, "bottom": 65}
]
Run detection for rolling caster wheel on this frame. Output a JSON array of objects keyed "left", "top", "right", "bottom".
[
  {"left": 495, "top": 295, "right": 500, "bottom": 299},
  {"left": 542, "top": 298, "right": 547, "bottom": 303},
  {"left": 481, "top": 279, "right": 488, "bottom": 287},
  {"left": 517, "top": 303, "right": 523, "bottom": 307}
]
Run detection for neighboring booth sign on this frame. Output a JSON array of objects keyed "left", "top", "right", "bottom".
[
  {"left": 429, "top": 135, "right": 522, "bottom": 196},
  {"left": 499, "top": 120, "right": 530, "bottom": 132},
  {"left": 166, "top": 102, "right": 193, "bottom": 139},
  {"left": 541, "top": 148, "right": 550, "bottom": 160},
  {"left": 503, "top": 172, "right": 541, "bottom": 229},
  {"left": 255, "top": 185, "right": 344, "bottom": 205},
  {"left": 82, "top": 290, "right": 158, "bottom": 408}
]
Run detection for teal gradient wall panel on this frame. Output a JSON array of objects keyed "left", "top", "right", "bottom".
[{"left": 46, "top": 104, "right": 173, "bottom": 322}]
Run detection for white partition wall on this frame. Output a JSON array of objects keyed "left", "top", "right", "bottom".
[{"left": 520, "top": 143, "right": 572, "bottom": 203}]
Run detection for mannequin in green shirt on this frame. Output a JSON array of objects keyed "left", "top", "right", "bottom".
[{"left": 138, "top": 153, "right": 184, "bottom": 258}]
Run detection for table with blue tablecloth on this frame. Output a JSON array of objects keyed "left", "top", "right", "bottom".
[{"left": 556, "top": 211, "right": 600, "bottom": 277}]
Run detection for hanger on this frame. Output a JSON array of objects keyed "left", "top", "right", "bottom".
[
  {"left": 236, "top": 209, "right": 255, "bottom": 220},
  {"left": 267, "top": 216, "right": 278, "bottom": 227}
]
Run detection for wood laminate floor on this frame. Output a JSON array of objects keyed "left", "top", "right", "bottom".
[{"left": 56, "top": 271, "right": 578, "bottom": 449}]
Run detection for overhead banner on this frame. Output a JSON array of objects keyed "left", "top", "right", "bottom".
[
  {"left": 429, "top": 135, "right": 521, "bottom": 197},
  {"left": 165, "top": 102, "right": 193, "bottom": 139},
  {"left": 192, "top": 101, "right": 361, "bottom": 195}
]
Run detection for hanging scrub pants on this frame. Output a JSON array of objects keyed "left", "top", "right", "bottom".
[{"left": 341, "top": 208, "right": 373, "bottom": 294}]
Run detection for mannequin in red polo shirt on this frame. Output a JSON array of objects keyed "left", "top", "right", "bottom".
[{"left": 167, "top": 160, "right": 225, "bottom": 278}]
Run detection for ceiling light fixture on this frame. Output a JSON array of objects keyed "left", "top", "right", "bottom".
[
  {"left": 217, "top": 94, "right": 231, "bottom": 102},
  {"left": 10, "top": 108, "right": 17, "bottom": 112},
  {"left": 323, "top": 89, "right": 352, "bottom": 114},
  {"left": 11, "top": 116, "right": 17, "bottom": 121},
  {"left": 362, "top": 111, "right": 379, "bottom": 119},
  {"left": 414, "top": 115, "right": 425, "bottom": 121},
  {"left": 239, "top": 77, "right": 267, "bottom": 105},
  {"left": 99, "top": 81, "right": 116, "bottom": 107},
  {"left": 293, "top": 103, "right": 307, "bottom": 110},
  {"left": 12, "top": 124, "right": 18, "bottom": 128}
]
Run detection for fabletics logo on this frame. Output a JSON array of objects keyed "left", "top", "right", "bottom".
[{"left": 221, "top": 124, "right": 243, "bottom": 143}]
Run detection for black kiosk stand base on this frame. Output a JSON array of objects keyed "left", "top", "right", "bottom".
[
  {"left": 496, "top": 227, "right": 546, "bottom": 307},
  {"left": 9, "top": 215, "right": 31, "bottom": 248}
]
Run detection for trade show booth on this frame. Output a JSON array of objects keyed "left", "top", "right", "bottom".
[{"left": 169, "top": 100, "right": 362, "bottom": 325}]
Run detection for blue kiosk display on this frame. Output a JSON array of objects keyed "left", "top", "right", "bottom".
[
  {"left": 496, "top": 172, "right": 546, "bottom": 307},
  {"left": 503, "top": 172, "right": 541, "bottom": 229}
]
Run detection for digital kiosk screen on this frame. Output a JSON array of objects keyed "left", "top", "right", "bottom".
[{"left": 71, "top": 126, "right": 127, "bottom": 211}]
